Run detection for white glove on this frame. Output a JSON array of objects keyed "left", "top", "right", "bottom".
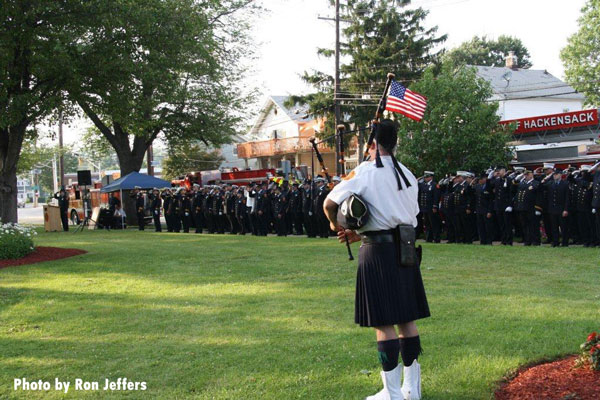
[
  {"left": 593, "top": 209, "right": 597, "bottom": 214},
  {"left": 154, "top": 210, "right": 159, "bottom": 215},
  {"left": 535, "top": 210, "right": 541, "bottom": 216},
  {"left": 505, "top": 206, "right": 512, "bottom": 213},
  {"left": 185, "top": 212, "right": 189, "bottom": 217},
  {"left": 487, "top": 169, "right": 495, "bottom": 179}
]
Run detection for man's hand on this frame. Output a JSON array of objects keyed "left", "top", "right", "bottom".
[
  {"left": 562, "top": 211, "right": 569, "bottom": 218},
  {"left": 337, "top": 227, "right": 360, "bottom": 244},
  {"left": 486, "top": 212, "right": 492, "bottom": 219}
]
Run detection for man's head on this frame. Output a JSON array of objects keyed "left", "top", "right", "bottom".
[
  {"left": 497, "top": 167, "right": 507, "bottom": 177},
  {"left": 423, "top": 171, "right": 434, "bottom": 182},
  {"left": 543, "top": 162, "right": 555, "bottom": 175},
  {"left": 368, "top": 119, "right": 398, "bottom": 159},
  {"left": 553, "top": 169, "right": 563, "bottom": 181}
]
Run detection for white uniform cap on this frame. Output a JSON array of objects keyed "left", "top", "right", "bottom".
[
  {"left": 456, "top": 171, "right": 469, "bottom": 177},
  {"left": 543, "top": 162, "right": 555, "bottom": 169},
  {"left": 581, "top": 164, "right": 592, "bottom": 171},
  {"left": 514, "top": 166, "right": 526, "bottom": 172},
  {"left": 332, "top": 176, "right": 341, "bottom": 182},
  {"left": 424, "top": 171, "right": 434, "bottom": 176}
]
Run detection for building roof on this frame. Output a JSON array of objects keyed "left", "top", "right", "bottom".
[
  {"left": 474, "top": 66, "right": 585, "bottom": 101},
  {"left": 248, "top": 95, "right": 312, "bottom": 137},
  {"left": 270, "top": 96, "right": 310, "bottom": 123}
]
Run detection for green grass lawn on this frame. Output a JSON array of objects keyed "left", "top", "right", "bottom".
[{"left": 1, "top": 230, "right": 599, "bottom": 399}]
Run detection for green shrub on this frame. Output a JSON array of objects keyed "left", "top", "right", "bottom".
[{"left": 0, "top": 222, "right": 36, "bottom": 260}]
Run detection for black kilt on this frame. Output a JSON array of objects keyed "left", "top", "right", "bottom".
[{"left": 355, "top": 241, "right": 430, "bottom": 327}]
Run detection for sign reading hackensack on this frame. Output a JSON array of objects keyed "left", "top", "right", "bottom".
[
  {"left": 13, "top": 377, "right": 147, "bottom": 393},
  {"left": 500, "top": 109, "right": 599, "bottom": 134}
]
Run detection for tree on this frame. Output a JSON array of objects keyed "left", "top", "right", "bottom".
[
  {"left": 395, "top": 63, "right": 512, "bottom": 177},
  {"left": 444, "top": 35, "right": 533, "bottom": 69},
  {"left": 76, "top": 127, "right": 120, "bottom": 172},
  {"left": 561, "top": 0, "right": 600, "bottom": 107},
  {"left": 162, "top": 143, "right": 224, "bottom": 181},
  {"left": 0, "top": 1, "right": 84, "bottom": 222},
  {"left": 287, "top": 0, "right": 446, "bottom": 140},
  {"left": 67, "top": 0, "right": 257, "bottom": 177}
]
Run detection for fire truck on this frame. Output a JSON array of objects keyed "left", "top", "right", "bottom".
[
  {"left": 172, "top": 167, "right": 278, "bottom": 189},
  {"left": 65, "top": 183, "right": 105, "bottom": 225}
]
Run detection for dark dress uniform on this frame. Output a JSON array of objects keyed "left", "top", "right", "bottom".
[
  {"left": 180, "top": 193, "right": 192, "bottom": 233},
  {"left": 439, "top": 184, "right": 455, "bottom": 243},
  {"left": 131, "top": 191, "right": 146, "bottom": 230},
  {"left": 162, "top": 193, "right": 173, "bottom": 232},
  {"left": 149, "top": 193, "right": 162, "bottom": 232},
  {"left": 302, "top": 184, "right": 316, "bottom": 238},
  {"left": 474, "top": 181, "right": 493, "bottom": 245},
  {"left": 54, "top": 191, "right": 70, "bottom": 231},
  {"left": 289, "top": 187, "right": 303, "bottom": 235},
  {"left": 211, "top": 191, "right": 224, "bottom": 234},
  {"left": 538, "top": 174, "right": 554, "bottom": 243},
  {"left": 574, "top": 176, "right": 594, "bottom": 246},
  {"left": 203, "top": 191, "right": 213, "bottom": 233},
  {"left": 418, "top": 180, "right": 441, "bottom": 242},
  {"left": 314, "top": 183, "right": 330, "bottom": 238},
  {"left": 513, "top": 179, "right": 542, "bottom": 246},
  {"left": 171, "top": 192, "right": 182, "bottom": 232},
  {"left": 225, "top": 190, "right": 238, "bottom": 234},
  {"left": 546, "top": 178, "right": 569, "bottom": 247},
  {"left": 235, "top": 193, "right": 247, "bottom": 234},
  {"left": 453, "top": 181, "right": 473, "bottom": 244},
  {"left": 192, "top": 191, "right": 204, "bottom": 233},
  {"left": 254, "top": 188, "right": 268, "bottom": 236},
  {"left": 592, "top": 170, "right": 600, "bottom": 245},
  {"left": 567, "top": 177, "right": 580, "bottom": 244},
  {"left": 490, "top": 175, "right": 515, "bottom": 245}
]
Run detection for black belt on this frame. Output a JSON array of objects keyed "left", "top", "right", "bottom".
[{"left": 361, "top": 229, "right": 395, "bottom": 244}]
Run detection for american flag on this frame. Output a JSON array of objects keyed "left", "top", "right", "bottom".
[{"left": 385, "top": 80, "right": 427, "bottom": 122}]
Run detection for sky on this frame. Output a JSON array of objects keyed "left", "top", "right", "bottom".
[{"left": 55, "top": 0, "right": 588, "bottom": 146}]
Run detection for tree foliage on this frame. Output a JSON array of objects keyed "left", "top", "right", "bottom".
[
  {"left": 162, "top": 143, "right": 224, "bottom": 181},
  {"left": 561, "top": 0, "right": 600, "bottom": 107},
  {"left": 396, "top": 63, "right": 512, "bottom": 177},
  {"left": 66, "top": 0, "right": 258, "bottom": 175},
  {"left": 444, "top": 35, "right": 533, "bottom": 69},
  {"left": 287, "top": 0, "right": 446, "bottom": 138},
  {"left": 0, "top": 0, "right": 85, "bottom": 222}
]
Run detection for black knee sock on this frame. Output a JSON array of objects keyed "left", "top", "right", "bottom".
[
  {"left": 377, "top": 339, "right": 400, "bottom": 371},
  {"left": 400, "top": 336, "right": 422, "bottom": 367}
]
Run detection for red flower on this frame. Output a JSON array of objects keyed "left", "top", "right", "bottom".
[
  {"left": 588, "top": 332, "right": 598, "bottom": 342},
  {"left": 591, "top": 345, "right": 600, "bottom": 355}
]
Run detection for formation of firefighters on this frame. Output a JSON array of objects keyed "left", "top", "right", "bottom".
[
  {"left": 417, "top": 162, "right": 600, "bottom": 247},
  {"left": 114, "top": 176, "right": 342, "bottom": 237}
]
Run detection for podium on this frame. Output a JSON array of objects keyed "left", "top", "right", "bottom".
[{"left": 43, "top": 204, "right": 63, "bottom": 232}]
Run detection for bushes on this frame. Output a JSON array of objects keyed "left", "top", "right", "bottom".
[{"left": 0, "top": 223, "right": 37, "bottom": 260}]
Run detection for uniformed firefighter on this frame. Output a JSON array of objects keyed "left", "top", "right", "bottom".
[
  {"left": 490, "top": 167, "right": 515, "bottom": 245},
  {"left": 53, "top": 188, "right": 70, "bottom": 231},
  {"left": 130, "top": 187, "right": 146, "bottom": 231},
  {"left": 149, "top": 188, "right": 162, "bottom": 232},
  {"left": 452, "top": 171, "right": 473, "bottom": 244},
  {"left": 162, "top": 189, "right": 174, "bottom": 232},
  {"left": 439, "top": 177, "right": 455, "bottom": 243},
  {"left": 509, "top": 170, "right": 542, "bottom": 246},
  {"left": 417, "top": 171, "right": 441, "bottom": 243},
  {"left": 474, "top": 174, "right": 493, "bottom": 245},
  {"left": 545, "top": 168, "right": 570, "bottom": 247},
  {"left": 192, "top": 185, "right": 204, "bottom": 233}
]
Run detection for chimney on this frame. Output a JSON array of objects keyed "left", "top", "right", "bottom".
[{"left": 505, "top": 51, "right": 518, "bottom": 70}]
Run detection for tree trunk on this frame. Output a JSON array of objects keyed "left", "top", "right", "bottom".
[
  {"left": 0, "top": 168, "right": 18, "bottom": 224},
  {"left": 0, "top": 123, "right": 27, "bottom": 224},
  {"left": 113, "top": 141, "right": 148, "bottom": 227}
]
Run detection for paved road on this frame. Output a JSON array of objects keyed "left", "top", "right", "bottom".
[{"left": 17, "top": 203, "right": 46, "bottom": 225}]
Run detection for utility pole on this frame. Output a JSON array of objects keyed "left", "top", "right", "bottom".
[
  {"left": 147, "top": 144, "right": 154, "bottom": 176},
  {"left": 334, "top": 0, "right": 341, "bottom": 176},
  {"left": 58, "top": 111, "right": 64, "bottom": 187},
  {"left": 319, "top": 1, "right": 347, "bottom": 176}
]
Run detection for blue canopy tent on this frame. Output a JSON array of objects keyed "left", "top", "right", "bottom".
[
  {"left": 101, "top": 172, "right": 171, "bottom": 227},
  {"left": 100, "top": 171, "right": 171, "bottom": 193}
]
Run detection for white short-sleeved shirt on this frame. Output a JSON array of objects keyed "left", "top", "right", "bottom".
[{"left": 326, "top": 156, "right": 419, "bottom": 232}]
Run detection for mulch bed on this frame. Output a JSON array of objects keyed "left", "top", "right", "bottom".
[
  {"left": 495, "top": 355, "right": 600, "bottom": 400},
  {"left": 0, "top": 246, "right": 87, "bottom": 269}
]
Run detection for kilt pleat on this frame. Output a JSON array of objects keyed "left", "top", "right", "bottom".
[{"left": 355, "top": 242, "right": 430, "bottom": 327}]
